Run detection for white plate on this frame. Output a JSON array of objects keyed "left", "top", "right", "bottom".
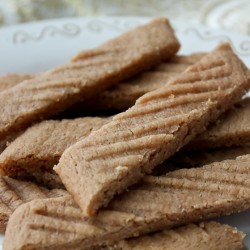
[{"left": 0, "top": 17, "right": 250, "bottom": 249}]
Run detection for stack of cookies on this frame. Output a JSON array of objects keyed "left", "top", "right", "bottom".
[{"left": 0, "top": 18, "right": 249, "bottom": 250}]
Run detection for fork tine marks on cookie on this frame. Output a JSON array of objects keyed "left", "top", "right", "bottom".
[
  {"left": 71, "top": 53, "right": 206, "bottom": 113},
  {"left": 113, "top": 222, "right": 245, "bottom": 250},
  {"left": 55, "top": 43, "right": 250, "bottom": 216},
  {"left": 5, "top": 153, "right": 250, "bottom": 249},
  {"left": 0, "top": 176, "right": 67, "bottom": 232},
  {"left": 0, "top": 18, "right": 179, "bottom": 143},
  {"left": 1, "top": 74, "right": 250, "bottom": 187}
]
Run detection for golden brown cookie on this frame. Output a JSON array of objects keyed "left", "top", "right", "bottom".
[
  {"left": 0, "top": 18, "right": 179, "bottom": 143},
  {"left": 0, "top": 176, "right": 67, "bottom": 232},
  {"left": 55, "top": 43, "right": 250, "bottom": 216},
  {"left": 6, "top": 153, "right": 250, "bottom": 249},
  {"left": 0, "top": 117, "right": 110, "bottom": 178}
]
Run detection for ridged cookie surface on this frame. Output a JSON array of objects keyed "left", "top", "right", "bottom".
[
  {"left": 5, "top": 154, "right": 250, "bottom": 249},
  {"left": 0, "top": 73, "right": 34, "bottom": 92},
  {"left": 55, "top": 43, "right": 250, "bottom": 216},
  {"left": 73, "top": 53, "right": 205, "bottom": 112},
  {"left": 0, "top": 18, "right": 179, "bottom": 142},
  {"left": 0, "top": 176, "right": 67, "bottom": 232}
]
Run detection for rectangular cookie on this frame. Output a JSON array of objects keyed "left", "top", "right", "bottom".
[
  {"left": 54, "top": 43, "right": 250, "bottom": 216},
  {"left": 113, "top": 222, "right": 245, "bottom": 250},
  {"left": 0, "top": 18, "right": 179, "bottom": 143},
  {"left": 5, "top": 153, "right": 250, "bottom": 249},
  {"left": 0, "top": 117, "right": 110, "bottom": 178},
  {"left": 0, "top": 176, "right": 67, "bottom": 232},
  {"left": 187, "top": 98, "right": 250, "bottom": 149}
]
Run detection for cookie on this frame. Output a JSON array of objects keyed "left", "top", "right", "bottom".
[
  {"left": 0, "top": 117, "right": 110, "bottom": 178},
  {"left": 0, "top": 73, "right": 34, "bottom": 92},
  {"left": 188, "top": 98, "right": 250, "bottom": 149},
  {"left": 6, "top": 153, "right": 250, "bottom": 249},
  {"left": 0, "top": 18, "right": 179, "bottom": 143},
  {"left": 0, "top": 176, "right": 67, "bottom": 232},
  {"left": 55, "top": 43, "right": 250, "bottom": 216}
]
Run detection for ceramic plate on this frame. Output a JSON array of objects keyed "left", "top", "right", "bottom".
[{"left": 0, "top": 17, "right": 249, "bottom": 249}]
